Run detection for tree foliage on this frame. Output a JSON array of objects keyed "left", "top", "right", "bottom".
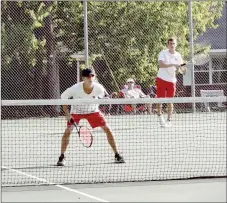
[{"left": 1, "top": 1, "right": 224, "bottom": 98}]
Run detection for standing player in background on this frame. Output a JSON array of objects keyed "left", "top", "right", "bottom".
[
  {"left": 156, "top": 37, "right": 184, "bottom": 127},
  {"left": 57, "top": 68, "right": 124, "bottom": 166}
]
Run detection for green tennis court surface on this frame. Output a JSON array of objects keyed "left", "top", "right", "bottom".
[{"left": 2, "top": 112, "right": 226, "bottom": 187}]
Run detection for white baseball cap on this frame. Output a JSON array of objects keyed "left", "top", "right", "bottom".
[{"left": 126, "top": 78, "right": 135, "bottom": 83}]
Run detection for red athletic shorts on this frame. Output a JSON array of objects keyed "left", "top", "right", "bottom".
[
  {"left": 156, "top": 77, "right": 176, "bottom": 98},
  {"left": 67, "top": 112, "right": 106, "bottom": 128}
]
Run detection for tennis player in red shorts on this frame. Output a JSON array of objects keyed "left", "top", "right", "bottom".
[
  {"left": 156, "top": 37, "right": 183, "bottom": 127},
  {"left": 57, "top": 68, "right": 124, "bottom": 166}
]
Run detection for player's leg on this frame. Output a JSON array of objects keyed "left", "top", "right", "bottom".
[
  {"left": 87, "top": 112, "right": 124, "bottom": 163},
  {"left": 57, "top": 115, "right": 80, "bottom": 166},
  {"left": 144, "top": 95, "right": 152, "bottom": 114},
  {"left": 167, "top": 103, "right": 174, "bottom": 119},
  {"left": 166, "top": 82, "right": 176, "bottom": 125},
  {"left": 101, "top": 124, "right": 124, "bottom": 163},
  {"left": 166, "top": 103, "right": 174, "bottom": 126},
  {"left": 57, "top": 127, "right": 72, "bottom": 166},
  {"left": 156, "top": 77, "right": 166, "bottom": 127},
  {"left": 101, "top": 124, "right": 117, "bottom": 154},
  {"left": 156, "top": 78, "right": 166, "bottom": 115},
  {"left": 61, "top": 127, "right": 72, "bottom": 156}
]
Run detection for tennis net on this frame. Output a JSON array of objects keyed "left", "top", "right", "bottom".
[{"left": 1, "top": 96, "right": 226, "bottom": 186}]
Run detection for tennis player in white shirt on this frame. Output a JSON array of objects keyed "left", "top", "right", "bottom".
[
  {"left": 156, "top": 37, "right": 184, "bottom": 127},
  {"left": 57, "top": 68, "right": 124, "bottom": 166}
]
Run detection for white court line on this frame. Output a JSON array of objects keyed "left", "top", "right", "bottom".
[{"left": 2, "top": 166, "right": 109, "bottom": 202}]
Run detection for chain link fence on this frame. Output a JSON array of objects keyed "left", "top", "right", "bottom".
[{"left": 1, "top": 1, "right": 226, "bottom": 118}]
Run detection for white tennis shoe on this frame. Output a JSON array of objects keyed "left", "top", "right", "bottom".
[
  {"left": 165, "top": 120, "right": 172, "bottom": 127},
  {"left": 158, "top": 115, "right": 166, "bottom": 127}
]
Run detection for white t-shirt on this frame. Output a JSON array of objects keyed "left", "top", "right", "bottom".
[
  {"left": 61, "top": 82, "right": 105, "bottom": 114},
  {"left": 157, "top": 49, "right": 183, "bottom": 83},
  {"left": 122, "top": 88, "right": 146, "bottom": 99}
]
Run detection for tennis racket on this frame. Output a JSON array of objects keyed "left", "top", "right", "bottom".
[
  {"left": 176, "top": 63, "right": 187, "bottom": 75},
  {"left": 70, "top": 118, "right": 93, "bottom": 148}
]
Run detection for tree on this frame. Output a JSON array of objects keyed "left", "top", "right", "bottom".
[
  {"left": 1, "top": 1, "right": 39, "bottom": 101},
  {"left": 84, "top": 1, "right": 224, "bottom": 92},
  {"left": 1, "top": 1, "right": 224, "bottom": 101},
  {"left": 43, "top": 1, "right": 60, "bottom": 116}
]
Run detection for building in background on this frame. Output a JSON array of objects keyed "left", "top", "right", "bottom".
[{"left": 178, "top": 3, "right": 226, "bottom": 97}]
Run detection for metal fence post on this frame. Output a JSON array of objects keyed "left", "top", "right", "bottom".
[
  {"left": 188, "top": 0, "right": 196, "bottom": 112},
  {"left": 83, "top": 0, "right": 89, "bottom": 69}
]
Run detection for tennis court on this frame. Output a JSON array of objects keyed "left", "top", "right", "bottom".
[
  {"left": 2, "top": 0, "right": 227, "bottom": 201},
  {"left": 2, "top": 111, "right": 226, "bottom": 187},
  {"left": 2, "top": 178, "right": 226, "bottom": 202},
  {"left": 1, "top": 99, "right": 227, "bottom": 202}
]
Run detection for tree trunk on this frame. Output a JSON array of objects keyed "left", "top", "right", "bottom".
[
  {"left": 44, "top": 1, "right": 60, "bottom": 117},
  {"left": 32, "top": 48, "right": 48, "bottom": 117}
]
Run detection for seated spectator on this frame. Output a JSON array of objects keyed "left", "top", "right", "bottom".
[
  {"left": 121, "top": 78, "right": 152, "bottom": 114},
  {"left": 100, "top": 92, "right": 122, "bottom": 115}
]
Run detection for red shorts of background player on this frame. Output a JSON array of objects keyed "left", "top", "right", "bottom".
[{"left": 156, "top": 77, "right": 176, "bottom": 98}]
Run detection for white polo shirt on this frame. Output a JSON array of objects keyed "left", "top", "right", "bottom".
[
  {"left": 122, "top": 88, "right": 146, "bottom": 99},
  {"left": 61, "top": 82, "right": 105, "bottom": 114},
  {"left": 157, "top": 49, "right": 183, "bottom": 83}
]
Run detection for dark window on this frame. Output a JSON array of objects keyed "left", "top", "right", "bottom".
[
  {"left": 212, "top": 71, "right": 227, "bottom": 83},
  {"left": 212, "top": 58, "right": 226, "bottom": 70},
  {"left": 195, "top": 72, "right": 209, "bottom": 84}
]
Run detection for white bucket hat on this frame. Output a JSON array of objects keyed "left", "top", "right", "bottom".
[{"left": 126, "top": 78, "right": 135, "bottom": 83}]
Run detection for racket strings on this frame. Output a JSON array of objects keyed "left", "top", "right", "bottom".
[{"left": 79, "top": 126, "right": 93, "bottom": 147}]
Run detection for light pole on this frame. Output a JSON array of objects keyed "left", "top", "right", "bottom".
[
  {"left": 83, "top": 0, "right": 89, "bottom": 69},
  {"left": 70, "top": 51, "right": 85, "bottom": 83}
]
